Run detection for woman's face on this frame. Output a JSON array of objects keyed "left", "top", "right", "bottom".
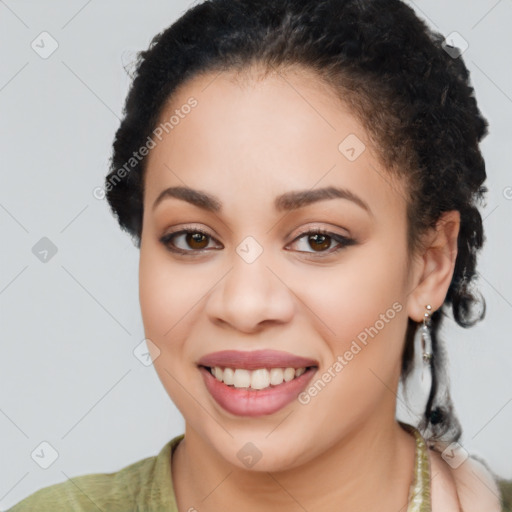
[{"left": 139, "top": 66, "right": 418, "bottom": 471}]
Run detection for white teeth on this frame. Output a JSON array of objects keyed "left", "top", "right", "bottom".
[
  {"left": 210, "top": 366, "right": 308, "bottom": 390},
  {"left": 269, "top": 368, "right": 284, "bottom": 385},
  {"left": 251, "top": 368, "right": 270, "bottom": 389},
  {"left": 212, "top": 366, "right": 223, "bottom": 381},
  {"left": 223, "top": 367, "right": 235, "bottom": 385},
  {"left": 283, "top": 367, "right": 296, "bottom": 382},
  {"left": 233, "top": 369, "right": 251, "bottom": 388}
]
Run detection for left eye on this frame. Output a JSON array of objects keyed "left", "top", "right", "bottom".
[{"left": 288, "top": 230, "right": 355, "bottom": 254}]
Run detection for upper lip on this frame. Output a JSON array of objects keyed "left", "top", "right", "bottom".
[{"left": 197, "top": 350, "right": 318, "bottom": 370}]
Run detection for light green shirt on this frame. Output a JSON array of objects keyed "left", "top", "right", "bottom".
[
  {"left": 7, "top": 428, "right": 510, "bottom": 511},
  {"left": 7, "top": 434, "right": 184, "bottom": 512}
]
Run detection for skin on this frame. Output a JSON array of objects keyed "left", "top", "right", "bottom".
[{"left": 138, "top": 65, "right": 462, "bottom": 511}]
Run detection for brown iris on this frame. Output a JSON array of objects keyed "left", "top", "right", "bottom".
[
  {"left": 186, "top": 232, "right": 209, "bottom": 249},
  {"left": 308, "top": 233, "right": 330, "bottom": 251}
]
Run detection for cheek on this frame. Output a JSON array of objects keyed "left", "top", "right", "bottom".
[
  {"left": 290, "top": 247, "right": 409, "bottom": 430},
  {"left": 292, "top": 240, "right": 409, "bottom": 362},
  {"left": 138, "top": 245, "right": 210, "bottom": 418},
  {"left": 138, "top": 244, "right": 207, "bottom": 339}
]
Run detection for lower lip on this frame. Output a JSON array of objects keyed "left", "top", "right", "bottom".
[{"left": 199, "top": 366, "right": 317, "bottom": 417}]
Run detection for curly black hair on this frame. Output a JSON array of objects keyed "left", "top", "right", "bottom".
[{"left": 105, "top": 0, "right": 488, "bottom": 446}]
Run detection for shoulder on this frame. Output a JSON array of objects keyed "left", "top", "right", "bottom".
[
  {"left": 429, "top": 447, "right": 502, "bottom": 512},
  {"left": 5, "top": 448, "right": 165, "bottom": 512}
]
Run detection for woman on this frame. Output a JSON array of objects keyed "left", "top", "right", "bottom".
[{"left": 7, "top": 0, "right": 507, "bottom": 510}]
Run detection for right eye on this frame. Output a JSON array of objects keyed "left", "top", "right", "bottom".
[{"left": 160, "top": 227, "right": 223, "bottom": 254}]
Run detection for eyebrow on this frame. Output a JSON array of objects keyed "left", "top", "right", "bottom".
[{"left": 152, "top": 185, "right": 372, "bottom": 215}]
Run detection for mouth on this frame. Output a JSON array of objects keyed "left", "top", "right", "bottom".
[
  {"left": 198, "top": 363, "right": 318, "bottom": 417},
  {"left": 201, "top": 364, "right": 316, "bottom": 390}
]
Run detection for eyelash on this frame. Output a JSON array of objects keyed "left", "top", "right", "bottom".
[{"left": 159, "top": 224, "right": 356, "bottom": 258}]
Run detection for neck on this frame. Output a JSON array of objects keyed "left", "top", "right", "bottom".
[{"left": 172, "top": 415, "right": 417, "bottom": 512}]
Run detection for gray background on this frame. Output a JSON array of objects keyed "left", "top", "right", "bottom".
[{"left": 1, "top": 0, "right": 511, "bottom": 508}]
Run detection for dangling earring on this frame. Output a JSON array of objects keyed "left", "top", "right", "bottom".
[
  {"left": 401, "top": 305, "right": 434, "bottom": 423},
  {"left": 421, "top": 304, "right": 433, "bottom": 365}
]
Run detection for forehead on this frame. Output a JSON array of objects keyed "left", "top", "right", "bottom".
[{"left": 143, "top": 66, "right": 407, "bottom": 220}]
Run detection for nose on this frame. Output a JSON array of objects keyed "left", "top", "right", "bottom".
[{"left": 205, "top": 249, "right": 295, "bottom": 334}]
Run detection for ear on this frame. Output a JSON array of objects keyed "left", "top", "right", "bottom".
[{"left": 406, "top": 210, "right": 460, "bottom": 322}]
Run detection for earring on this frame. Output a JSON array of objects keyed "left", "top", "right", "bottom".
[{"left": 421, "top": 304, "right": 433, "bottom": 364}]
